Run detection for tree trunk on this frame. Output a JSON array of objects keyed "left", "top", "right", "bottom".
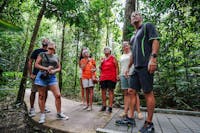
[
  {"left": 16, "top": 0, "right": 46, "bottom": 104},
  {"left": 59, "top": 22, "right": 66, "bottom": 92},
  {"left": 122, "top": 0, "right": 136, "bottom": 41},
  {"left": 73, "top": 29, "right": 80, "bottom": 93},
  {"left": 105, "top": 0, "right": 109, "bottom": 46}
]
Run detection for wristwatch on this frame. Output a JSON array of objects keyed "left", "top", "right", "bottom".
[{"left": 151, "top": 53, "right": 157, "bottom": 58}]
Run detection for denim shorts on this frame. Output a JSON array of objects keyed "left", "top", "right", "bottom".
[
  {"left": 120, "top": 75, "right": 130, "bottom": 89},
  {"left": 34, "top": 71, "right": 58, "bottom": 87}
]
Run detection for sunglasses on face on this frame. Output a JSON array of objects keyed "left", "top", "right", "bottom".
[{"left": 48, "top": 47, "right": 55, "bottom": 50}]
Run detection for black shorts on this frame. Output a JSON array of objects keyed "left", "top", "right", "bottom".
[
  {"left": 100, "top": 80, "right": 116, "bottom": 89},
  {"left": 129, "top": 67, "right": 154, "bottom": 93}
]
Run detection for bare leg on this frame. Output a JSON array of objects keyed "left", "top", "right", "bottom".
[
  {"left": 135, "top": 93, "right": 143, "bottom": 119},
  {"left": 30, "top": 91, "right": 36, "bottom": 108},
  {"left": 128, "top": 88, "right": 136, "bottom": 118},
  {"left": 38, "top": 86, "right": 47, "bottom": 113},
  {"left": 124, "top": 89, "right": 129, "bottom": 115},
  {"left": 144, "top": 91, "right": 155, "bottom": 122},
  {"left": 101, "top": 89, "right": 107, "bottom": 106},
  {"left": 108, "top": 89, "right": 114, "bottom": 107},
  {"left": 80, "top": 78, "right": 85, "bottom": 104},
  {"left": 45, "top": 89, "right": 48, "bottom": 103},
  {"left": 86, "top": 88, "right": 89, "bottom": 106},
  {"left": 89, "top": 88, "right": 94, "bottom": 107},
  {"left": 49, "top": 84, "right": 61, "bottom": 113},
  {"left": 136, "top": 94, "right": 141, "bottom": 113}
]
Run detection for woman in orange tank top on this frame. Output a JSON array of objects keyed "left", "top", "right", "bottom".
[{"left": 80, "top": 49, "right": 96, "bottom": 111}]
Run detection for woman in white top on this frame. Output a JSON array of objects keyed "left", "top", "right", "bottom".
[{"left": 119, "top": 41, "right": 143, "bottom": 119}]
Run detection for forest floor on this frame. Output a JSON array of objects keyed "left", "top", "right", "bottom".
[{"left": 0, "top": 96, "right": 54, "bottom": 133}]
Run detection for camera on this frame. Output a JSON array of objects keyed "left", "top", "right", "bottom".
[{"left": 40, "top": 71, "right": 49, "bottom": 79}]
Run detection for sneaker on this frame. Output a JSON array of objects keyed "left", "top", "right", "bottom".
[
  {"left": 99, "top": 106, "right": 106, "bottom": 112},
  {"left": 86, "top": 106, "right": 92, "bottom": 111},
  {"left": 139, "top": 121, "right": 155, "bottom": 133},
  {"left": 119, "top": 112, "right": 127, "bottom": 118},
  {"left": 45, "top": 107, "right": 51, "bottom": 113},
  {"left": 107, "top": 107, "right": 112, "bottom": 113},
  {"left": 115, "top": 116, "right": 136, "bottom": 126},
  {"left": 29, "top": 108, "right": 36, "bottom": 117},
  {"left": 38, "top": 113, "right": 46, "bottom": 124},
  {"left": 138, "top": 112, "right": 144, "bottom": 120},
  {"left": 57, "top": 112, "right": 69, "bottom": 120},
  {"left": 83, "top": 106, "right": 89, "bottom": 110}
]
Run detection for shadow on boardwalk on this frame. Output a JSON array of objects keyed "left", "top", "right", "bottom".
[{"left": 25, "top": 89, "right": 200, "bottom": 133}]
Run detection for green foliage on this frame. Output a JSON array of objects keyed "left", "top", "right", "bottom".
[
  {"left": 0, "top": 19, "right": 23, "bottom": 32},
  {"left": 0, "top": 0, "right": 199, "bottom": 111},
  {"left": 0, "top": 72, "right": 22, "bottom": 90},
  {"left": 140, "top": 0, "right": 200, "bottom": 110}
]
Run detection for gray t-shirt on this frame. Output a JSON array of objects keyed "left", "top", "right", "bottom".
[
  {"left": 39, "top": 52, "right": 59, "bottom": 68},
  {"left": 130, "top": 23, "right": 159, "bottom": 68}
]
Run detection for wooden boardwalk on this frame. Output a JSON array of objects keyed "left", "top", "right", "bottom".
[
  {"left": 98, "top": 110, "right": 200, "bottom": 133},
  {"left": 25, "top": 89, "right": 200, "bottom": 133}
]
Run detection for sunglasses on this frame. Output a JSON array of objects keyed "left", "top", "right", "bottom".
[{"left": 48, "top": 47, "right": 55, "bottom": 50}]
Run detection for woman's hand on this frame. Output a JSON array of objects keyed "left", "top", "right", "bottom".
[
  {"left": 125, "top": 70, "right": 129, "bottom": 78},
  {"left": 49, "top": 69, "right": 56, "bottom": 74},
  {"left": 117, "top": 75, "right": 120, "bottom": 81},
  {"left": 47, "top": 66, "right": 54, "bottom": 72}
]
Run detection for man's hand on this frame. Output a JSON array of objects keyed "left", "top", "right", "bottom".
[
  {"left": 30, "top": 74, "right": 36, "bottom": 80},
  {"left": 148, "top": 58, "right": 157, "bottom": 74}
]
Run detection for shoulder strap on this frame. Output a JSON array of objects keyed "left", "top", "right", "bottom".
[
  {"left": 141, "top": 23, "right": 146, "bottom": 57},
  {"left": 43, "top": 53, "right": 50, "bottom": 64}
]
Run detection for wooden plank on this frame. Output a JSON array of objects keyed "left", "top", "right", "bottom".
[
  {"left": 104, "top": 110, "right": 149, "bottom": 133},
  {"left": 153, "top": 113, "right": 163, "bottom": 133},
  {"left": 156, "top": 113, "right": 177, "bottom": 133},
  {"left": 177, "top": 115, "right": 200, "bottom": 133},
  {"left": 165, "top": 114, "right": 193, "bottom": 133}
]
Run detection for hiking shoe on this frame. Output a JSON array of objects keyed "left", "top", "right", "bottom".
[
  {"left": 57, "top": 112, "right": 69, "bottom": 120},
  {"left": 86, "top": 106, "right": 92, "bottom": 111},
  {"left": 107, "top": 107, "right": 112, "bottom": 113},
  {"left": 45, "top": 107, "right": 51, "bottom": 113},
  {"left": 115, "top": 116, "right": 136, "bottom": 126},
  {"left": 139, "top": 121, "right": 155, "bottom": 133},
  {"left": 29, "top": 108, "right": 36, "bottom": 117},
  {"left": 119, "top": 112, "right": 127, "bottom": 118},
  {"left": 38, "top": 113, "right": 46, "bottom": 124},
  {"left": 137, "top": 112, "right": 144, "bottom": 120},
  {"left": 99, "top": 106, "right": 106, "bottom": 112}
]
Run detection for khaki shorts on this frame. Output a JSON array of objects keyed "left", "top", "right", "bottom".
[
  {"left": 31, "top": 79, "right": 38, "bottom": 92},
  {"left": 82, "top": 79, "right": 94, "bottom": 88}
]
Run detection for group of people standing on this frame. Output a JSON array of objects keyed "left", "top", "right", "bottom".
[
  {"left": 28, "top": 11, "right": 159, "bottom": 133},
  {"left": 78, "top": 11, "right": 159, "bottom": 133}
]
